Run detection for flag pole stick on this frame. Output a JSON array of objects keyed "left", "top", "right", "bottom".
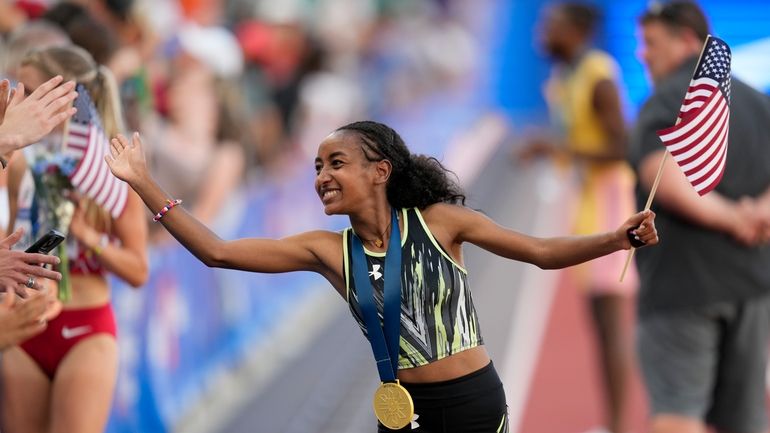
[
  {"left": 619, "top": 36, "right": 712, "bottom": 282},
  {"left": 619, "top": 151, "right": 667, "bottom": 281}
]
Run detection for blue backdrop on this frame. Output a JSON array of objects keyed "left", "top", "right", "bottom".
[{"left": 492, "top": 0, "right": 770, "bottom": 125}]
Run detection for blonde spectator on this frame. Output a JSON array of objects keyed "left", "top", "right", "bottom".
[{"left": 2, "top": 45, "right": 148, "bottom": 433}]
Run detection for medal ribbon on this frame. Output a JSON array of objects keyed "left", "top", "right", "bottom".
[{"left": 351, "top": 209, "right": 401, "bottom": 382}]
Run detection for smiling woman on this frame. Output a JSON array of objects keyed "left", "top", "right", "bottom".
[{"left": 105, "top": 120, "right": 658, "bottom": 433}]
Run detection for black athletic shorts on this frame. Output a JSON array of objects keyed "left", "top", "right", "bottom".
[{"left": 378, "top": 361, "right": 509, "bottom": 433}]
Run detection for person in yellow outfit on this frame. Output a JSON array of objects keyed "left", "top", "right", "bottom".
[{"left": 520, "top": 4, "right": 638, "bottom": 433}]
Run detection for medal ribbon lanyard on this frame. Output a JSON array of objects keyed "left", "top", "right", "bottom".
[{"left": 351, "top": 209, "right": 401, "bottom": 382}]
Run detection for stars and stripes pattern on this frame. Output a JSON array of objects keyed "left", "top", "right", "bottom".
[
  {"left": 65, "top": 84, "right": 128, "bottom": 218},
  {"left": 656, "top": 36, "right": 732, "bottom": 196}
]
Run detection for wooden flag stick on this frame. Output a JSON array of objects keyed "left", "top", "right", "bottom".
[
  {"left": 619, "top": 36, "right": 713, "bottom": 282},
  {"left": 619, "top": 151, "right": 668, "bottom": 281}
]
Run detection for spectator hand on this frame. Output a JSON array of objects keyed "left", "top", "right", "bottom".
[
  {"left": 0, "top": 288, "right": 61, "bottom": 350},
  {"left": 0, "top": 76, "right": 78, "bottom": 152},
  {"left": 0, "top": 228, "right": 62, "bottom": 298},
  {"left": 105, "top": 132, "right": 150, "bottom": 186}
]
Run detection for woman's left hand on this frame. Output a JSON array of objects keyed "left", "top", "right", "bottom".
[{"left": 618, "top": 210, "right": 658, "bottom": 249}]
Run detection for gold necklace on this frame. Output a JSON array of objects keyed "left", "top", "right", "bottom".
[{"left": 362, "top": 220, "right": 392, "bottom": 249}]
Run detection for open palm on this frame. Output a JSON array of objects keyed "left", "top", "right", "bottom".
[{"left": 105, "top": 132, "right": 148, "bottom": 185}]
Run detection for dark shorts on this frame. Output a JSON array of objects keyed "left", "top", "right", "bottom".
[
  {"left": 637, "top": 294, "right": 770, "bottom": 433},
  {"left": 378, "top": 362, "right": 508, "bottom": 433}
]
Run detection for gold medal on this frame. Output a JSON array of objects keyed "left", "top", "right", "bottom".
[{"left": 373, "top": 381, "right": 414, "bottom": 430}]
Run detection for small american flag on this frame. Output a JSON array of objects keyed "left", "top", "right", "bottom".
[
  {"left": 65, "top": 84, "right": 128, "bottom": 218},
  {"left": 656, "top": 36, "right": 732, "bottom": 196}
]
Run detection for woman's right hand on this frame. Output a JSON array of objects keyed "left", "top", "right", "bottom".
[{"left": 105, "top": 132, "right": 149, "bottom": 186}]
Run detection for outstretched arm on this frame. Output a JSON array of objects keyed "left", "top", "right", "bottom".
[
  {"left": 426, "top": 204, "right": 657, "bottom": 270},
  {"left": 105, "top": 133, "right": 333, "bottom": 275}
]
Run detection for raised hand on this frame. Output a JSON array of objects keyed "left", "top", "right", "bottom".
[
  {"left": 0, "top": 76, "right": 78, "bottom": 152},
  {"left": 617, "top": 210, "right": 658, "bottom": 249},
  {"left": 105, "top": 132, "right": 149, "bottom": 186}
]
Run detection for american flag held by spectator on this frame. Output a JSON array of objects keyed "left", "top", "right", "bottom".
[
  {"left": 655, "top": 36, "right": 731, "bottom": 196},
  {"left": 64, "top": 84, "right": 128, "bottom": 218}
]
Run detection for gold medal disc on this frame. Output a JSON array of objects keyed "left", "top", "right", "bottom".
[{"left": 373, "top": 381, "right": 414, "bottom": 430}]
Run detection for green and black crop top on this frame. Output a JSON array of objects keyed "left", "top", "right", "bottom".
[{"left": 342, "top": 208, "right": 484, "bottom": 369}]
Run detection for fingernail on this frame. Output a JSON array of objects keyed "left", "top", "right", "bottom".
[{"left": 635, "top": 235, "right": 641, "bottom": 241}]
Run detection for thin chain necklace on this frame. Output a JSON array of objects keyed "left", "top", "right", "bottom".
[{"left": 361, "top": 219, "right": 392, "bottom": 249}]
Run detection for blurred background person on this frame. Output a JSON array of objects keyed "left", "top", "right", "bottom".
[
  {"left": 518, "top": 4, "right": 638, "bottom": 433},
  {"left": 0, "top": 19, "right": 71, "bottom": 233},
  {"left": 0, "top": 71, "right": 78, "bottom": 352},
  {"left": 2, "top": 45, "right": 148, "bottom": 433},
  {"left": 141, "top": 25, "right": 247, "bottom": 241},
  {"left": 631, "top": 2, "right": 770, "bottom": 433}
]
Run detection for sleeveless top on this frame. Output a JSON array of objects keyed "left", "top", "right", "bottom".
[
  {"left": 343, "top": 208, "right": 483, "bottom": 369},
  {"left": 546, "top": 49, "right": 623, "bottom": 157}
]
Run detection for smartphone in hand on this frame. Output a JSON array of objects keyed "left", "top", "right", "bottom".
[{"left": 25, "top": 229, "right": 65, "bottom": 254}]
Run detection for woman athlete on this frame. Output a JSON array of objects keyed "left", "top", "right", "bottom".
[
  {"left": 106, "top": 120, "right": 657, "bottom": 433},
  {"left": 3, "top": 45, "right": 148, "bottom": 433}
]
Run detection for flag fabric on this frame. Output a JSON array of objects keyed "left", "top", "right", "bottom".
[
  {"left": 656, "top": 36, "right": 732, "bottom": 196},
  {"left": 65, "top": 84, "right": 128, "bottom": 218}
]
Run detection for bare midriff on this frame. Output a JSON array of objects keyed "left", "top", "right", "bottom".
[
  {"left": 45, "top": 274, "right": 111, "bottom": 308},
  {"left": 396, "top": 345, "right": 491, "bottom": 383}
]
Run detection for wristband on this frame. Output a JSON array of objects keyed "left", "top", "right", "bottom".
[{"left": 153, "top": 199, "right": 183, "bottom": 222}]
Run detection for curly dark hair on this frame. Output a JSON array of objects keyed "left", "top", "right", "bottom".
[{"left": 336, "top": 121, "right": 466, "bottom": 209}]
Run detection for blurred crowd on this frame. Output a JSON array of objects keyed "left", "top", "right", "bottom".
[{"left": 0, "top": 0, "right": 478, "bottom": 241}]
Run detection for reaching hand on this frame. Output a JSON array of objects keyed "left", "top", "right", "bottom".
[
  {"left": 618, "top": 210, "right": 659, "bottom": 249},
  {"left": 0, "top": 228, "right": 62, "bottom": 298},
  {"left": 0, "top": 76, "right": 78, "bottom": 152},
  {"left": 105, "top": 132, "right": 149, "bottom": 186}
]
